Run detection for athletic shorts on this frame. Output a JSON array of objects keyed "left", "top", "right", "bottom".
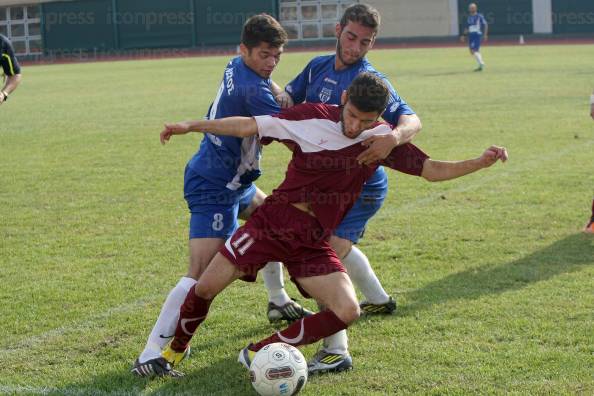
[
  {"left": 334, "top": 167, "right": 388, "bottom": 243},
  {"left": 220, "top": 201, "right": 346, "bottom": 284},
  {"left": 184, "top": 165, "right": 257, "bottom": 239},
  {"left": 469, "top": 33, "right": 482, "bottom": 51}
]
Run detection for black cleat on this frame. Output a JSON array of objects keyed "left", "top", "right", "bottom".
[
  {"left": 267, "top": 299, "right": 314, "bottom": 323},
  {"left": 130, "top": 357, "right": 184, "bottom": 378},
  {"left": 360, "top": 296, "right": 397, "bottom": 315}
]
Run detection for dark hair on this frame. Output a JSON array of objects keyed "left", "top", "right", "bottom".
[
  {"left": 241, "top": 14, "right": 288, "bottom": 50},
  {"left": 340, "top": 4, "right": 381, "bottom": 33},
  {"left": 347, "top": 72, "right": 390, "bottom": 114}
]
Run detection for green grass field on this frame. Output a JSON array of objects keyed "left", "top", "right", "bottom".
[{"left": 1, "top": 44, "right": 593, "bottom": 395}]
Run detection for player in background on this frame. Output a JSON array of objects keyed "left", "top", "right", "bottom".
[
  {"left": 131, "top": 14, "right": 312, "bottom": 378},
  {"left": 157, "top": 73, "right": 508, "bottom": 377},
  {"left": 585, "top": 91, "right": 594, "bottom": 233},
  {"left": 461, "top": 3, "right": 488, "bottom": 72},
  {"left": 275, "top": 3, "right": 422, "bottom": 373},
  {"left": 0, "top": 34, "right": 22, "bottom": 104}
]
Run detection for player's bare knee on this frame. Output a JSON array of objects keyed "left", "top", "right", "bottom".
[
  {"left": 329, "top": 236, "right": 352, "bottom": 259},
  {"left": 332, "top": 300, "right": 360, "bottom": 325},
  {"left": 194, "top": 282, "right": 217, "bottom": 300},
  {"left": 187, "top": 256, "right": 210, "bottom": 279}
]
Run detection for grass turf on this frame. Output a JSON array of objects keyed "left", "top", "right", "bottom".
[{"left": 1, "top": 44, "right": 593, "bottom": 395}]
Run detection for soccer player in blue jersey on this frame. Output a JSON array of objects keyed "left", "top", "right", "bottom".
[
  {"left": 461, "top": 3, "right": 488, "bottom": 72},
  {"left": 132, "top": 14, "right": 312, "bottom": 378},
  {"left": 0, "top": 34, "right": 22, "bottom": 104},
  {"left": 275, "top": 4, "right": 422, "bottom": 374}
]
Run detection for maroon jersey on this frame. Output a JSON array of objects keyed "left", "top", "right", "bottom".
[{"left": 254, "top": 103, "right": 429, "bottom": 232}]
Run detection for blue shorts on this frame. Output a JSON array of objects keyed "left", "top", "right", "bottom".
[
  {"left": 469, "top": 34, "right": 482, "bottom": 51},
  {"left": 334, "top": 167, "right": 388, "bottom": 243},
  {"left": 184, "top": 166, "right": 257, "bottom": 239}
]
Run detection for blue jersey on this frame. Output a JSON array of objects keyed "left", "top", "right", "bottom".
[
  {"left": 285, "top": 54, "right": 415, "bottom": 189},
  {"left": 285, "top": 54, "right": 414, "bottom": 125},
  {"left": 187, "top": 56, "right": 280, "bottom": 190},
  {"left": 467, "top": 13, "right": 487, "bottom": 35}
]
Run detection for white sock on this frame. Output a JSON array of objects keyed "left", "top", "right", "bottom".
[
  {"left": 474, "top": 52, "right": 485, "bottom": 66},
  {"left": 262, "top": 262, "right": 291, "bottom": 306},
  {"left": 323, "top": 329, "right": 349, "bottom": 355},
  {"left": 138, "top": 276, "right": 197, "bottom": 363},
  {"left": 342, "top": 246, "right": 390, "bottom": 304}
]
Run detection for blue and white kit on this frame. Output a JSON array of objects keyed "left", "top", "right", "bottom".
[
  {"left": 185, "top": 56, "right": 280, "bottom": 239},
  {"left": 467, "top": 13, "right": 488, "bottom": 51}
]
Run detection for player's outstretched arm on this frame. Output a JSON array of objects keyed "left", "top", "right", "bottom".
[
  {"left": 160, "top": 117, "right": 258, "bottom": 144},
  {"left": 421, "top": 145, "right": 508, "bottom": 182}
]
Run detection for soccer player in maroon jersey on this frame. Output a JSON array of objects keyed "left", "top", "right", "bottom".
[{"left": 156, "top": 73, "right": 508, "bottom": 375}]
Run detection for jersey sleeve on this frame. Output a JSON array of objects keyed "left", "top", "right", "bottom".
[
  {"left": 1, "top": 38, "right": 21, "bottom": 76},
  {"left": 254, "top": 114, "right": 295, "bottom": 145},
  {"left": 381, "top": 143, "right": 429, "bottom": 176},
  {"left": 245, "top": 82, "right": 281, "bottom": 116},
  {"left": 480, "top": 14, "right": 488, "bottom": 27},
  {"left": 284, "top": 59, "right": 314, "bottom": 104},
  {"left": 376, "top": 74, "right": 415, "bottom": 126}
]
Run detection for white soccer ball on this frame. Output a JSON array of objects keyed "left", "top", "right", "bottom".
[{"left": 249, "top": 343, "right": 308, "bottom": 396}]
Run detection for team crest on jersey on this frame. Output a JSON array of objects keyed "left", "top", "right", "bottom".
[{"left": 319, "top": 87, "right": 333, "bottom": 103}]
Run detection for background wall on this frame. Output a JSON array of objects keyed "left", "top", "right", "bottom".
[
  {"left": 458, "top": 0, "right": 534, "bottom": 35},
  {"left": 367, "top": 0, "right": 452, "bottom": 38},
  {"left": 1, "top": 0, "right": 592, "bottom": 56},
  {"left": 552, "top": 0, "right": 594, "bottom": 34},
  {"left": 41, "top": 0, "right": 276, "bottom": 52}
]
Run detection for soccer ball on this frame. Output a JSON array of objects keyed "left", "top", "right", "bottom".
[{"left": 249, "top": 343, "right": 308, "bottom": 396}]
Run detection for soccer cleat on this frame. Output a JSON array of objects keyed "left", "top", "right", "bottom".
[
  {"left": 307, "top": 350, "right": 353, "bottom": 375},
  {"left": 474, "top": 65, "right": 484, "bottom": 72},
  {"left": 238, "top": 344, "right": 257, "bottom": 369},
  {"left": 360, "top": 296, "right": 397, "bottom": 315},
  {"left": 130, "top": 357, "right": 184, "bottom": 378},
  {"left": 267, "top": 299, "right": 314, "bottom": 323},
  {"left": 161, "top": 344, "right": 191, "bottom": 366},
  {"left": 585, "top": 220, "right": 594, "bottom": 234}
]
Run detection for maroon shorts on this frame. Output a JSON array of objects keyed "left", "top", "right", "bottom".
[{"left": 220, "top": 202, "right": 345, "bottom": 286}]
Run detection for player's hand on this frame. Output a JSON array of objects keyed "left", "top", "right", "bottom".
[
  {"left": 0, "top": 92, "right": 5, "bottom": 105},
  {"left": 477, "top": 145, "right": 508, "bottom": 168},
  {"left": 483, "top": 35, "right": 488, "bottom": 42},
  {"left": 160, "top": 122, "right": 192, "bottom": 144},
  {"left": 357, "top": 132, "right": 400, "bottom": 165},
  {"left": 275, "top": 92, "right": 294, "bottom": 109},
  {"left": 460, "top": 35, "right": 465, "bottom": 43}
]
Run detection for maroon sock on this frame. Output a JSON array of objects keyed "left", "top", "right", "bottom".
[
  {"left": 250, "top": 310, "right": 348, "bottom": 352},
  {"left": 171, "top": 287, "right": 212, "bottom": 352}
]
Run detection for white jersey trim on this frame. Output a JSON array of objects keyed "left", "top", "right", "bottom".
[{"left": 254, "top": 114, "right": 393, "bottom": 153}]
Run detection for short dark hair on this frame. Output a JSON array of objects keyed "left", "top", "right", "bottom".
[
  {"left": 241, "top": 14, "right": 288, "bottom": 50},
  {"left": 347, "top": 72, "right": 389, "bottom": 114},
  {"left": 340, "top": 4, "right": 381, "bottom": 33}
]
